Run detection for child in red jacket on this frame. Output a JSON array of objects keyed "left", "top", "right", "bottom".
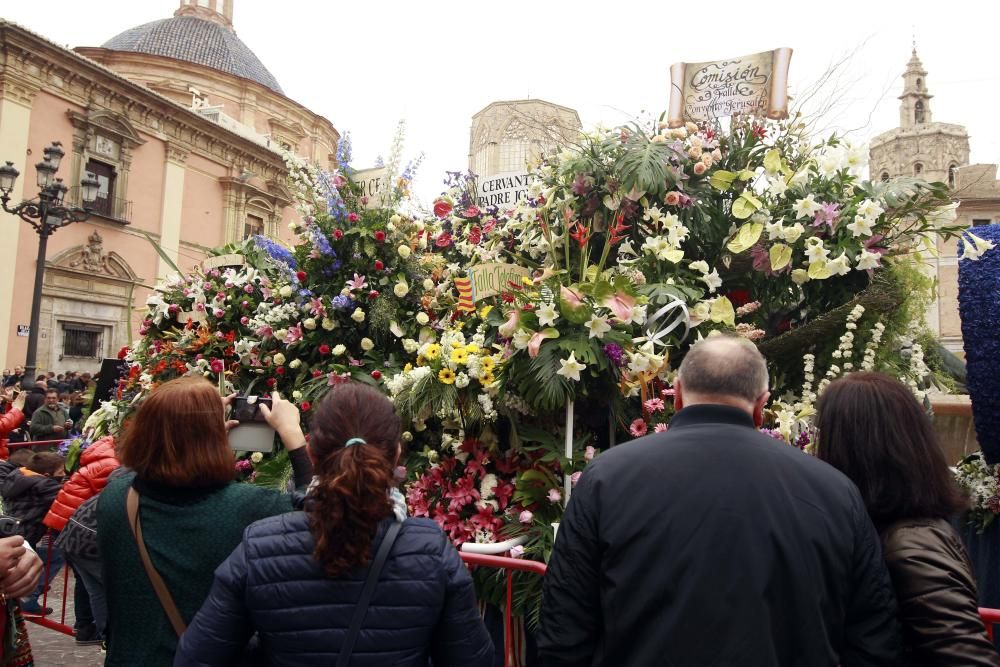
[{"left": 43, "top": 436, "right": 119, "bottom": 644}]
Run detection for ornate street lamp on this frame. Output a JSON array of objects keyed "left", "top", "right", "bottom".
[{"left": 0, "top": 141, "right": 101, "bottom": 391}]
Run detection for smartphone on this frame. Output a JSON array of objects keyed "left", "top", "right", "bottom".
[
  {"left": 228, "top": 396, "right": 275, "bottom": 453},
  {"left": 231, "top": 396, "right": 272, "bottom": 424}
]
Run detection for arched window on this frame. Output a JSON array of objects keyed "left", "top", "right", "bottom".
[
  {"left": 914, "top": 100, "right": 925, "bottom": 124},
  {"left": 880, "top": 171, "right": 890, "bottom": 182},
  {"left": 914, "top": 162, "right": 924, "bottom": 176},
  {"left": 916, "top": 78, "right": 922, "bottom": 90},
  {"left": 948, "top": 164, "right": 958, "bottom": 188}
]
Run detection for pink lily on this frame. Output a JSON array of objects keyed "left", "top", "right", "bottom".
[{"left": 346, "top": 273, "right": 368, "bottom": 291}]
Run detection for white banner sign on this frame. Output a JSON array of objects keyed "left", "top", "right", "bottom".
[
  {"left": 476, "top": 172, "right": 535, "bottom": 209},
  {"left": 354, "top": 167, "right": 388, "bottom": 210},
  {"left": 668, "top": 48, "right": 793, "bottom": 127}
]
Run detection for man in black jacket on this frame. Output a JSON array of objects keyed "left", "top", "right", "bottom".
[{"left": 537, "top": 336, "right": 901, "bottom": 666}]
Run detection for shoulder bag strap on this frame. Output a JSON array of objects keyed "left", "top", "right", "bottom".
[
  {"left": 336, "top": 519, "right": 403, "bottom": 667},
  {"left": 125, "top": 487, "right": 187, "bottom": 637}
]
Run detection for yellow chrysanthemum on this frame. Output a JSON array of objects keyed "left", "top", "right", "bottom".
[
  {"left": 424, "top": 343, "right": 441, "bottom": 360},
  {"left": 480, "top": 370, "right": 495, "bottom": 385},
  {"left": 438, "top": 368, "right": 456, "bottom": 385},
  {"left": 450, "top": 348, "right": 469, "bottom": 365},
  {"left": 480, "top": 357, "right": 496, "bottom": 372}
]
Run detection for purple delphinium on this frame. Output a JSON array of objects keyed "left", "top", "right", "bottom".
[{"left": 603, "top": 343, "right": 626, "bottom": 367}]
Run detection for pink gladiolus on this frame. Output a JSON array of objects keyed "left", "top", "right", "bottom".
[
  {"left": 630, "top": 418, "right": 649, "bottom": 437},
  {"left": 519, "top": 510, "right": 534, "bottom": 524},
  {"left": 547, "top": 488, "right": 562, "bottom": 503},
  {"left": 602, "top": 291, "right": 636, "bottom": 322}
]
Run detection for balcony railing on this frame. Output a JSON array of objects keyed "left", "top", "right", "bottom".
[{"left": 66, "top": 186, "right": 132, "bottom": 225}]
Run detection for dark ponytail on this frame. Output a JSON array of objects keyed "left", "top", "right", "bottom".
[{"left": 307, "top": 382, "right": 402, "bottom": 578}]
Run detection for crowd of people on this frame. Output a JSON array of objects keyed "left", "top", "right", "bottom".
[
  {"left": 0, "top": 337, "right": 993, "bottom": 666},
  {"left": 0, "top": 367, "right": 96, "bottom": 450}
]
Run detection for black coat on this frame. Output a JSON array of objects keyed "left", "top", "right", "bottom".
[
  {"left": 537, "top": 404, "right": 902, "bottom": 667},
  {"left": 174, "top": 513, "right": 494, "bottom": 667},
  {"left": 0, "top": 460, "right": 62, "bottom": 546}
]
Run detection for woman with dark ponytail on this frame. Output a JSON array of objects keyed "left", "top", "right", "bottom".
[{"left": 175, "top": 382, "right": 494, "bottom": 667}]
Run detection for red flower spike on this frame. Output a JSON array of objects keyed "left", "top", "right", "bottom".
[
  {"left": 608, "top": 213, "right": 631, "bottom": 246},
  {"left": 568, "top": 221, "right": 591, "bottom": 249}
]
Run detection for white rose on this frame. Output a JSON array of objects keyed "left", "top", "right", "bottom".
[
  {"left": 394, "top": 282, "right": 409, "bottom": 298},
  {"left": 289, "top": 359, "right": 302, "bottom": 369},
  {"left": 389, "top": 214, "right": 402, "bottom": 225},
  {"left": 303, "top": 318, "right": 317, "bottom": 330},
  {"left": 279, "top": 286, "right": 293, "bottom": 298},
  {"left": 416, "top": 312, "right": 430, "bottom": 325},
  {"left": 332, "top": 344, "right": 346, "bottom": 356},
  {"left": 351, "top": 308, "right": 366, "bottom": 323},
  {"left": 321, "top": 318, "right": 336, "bottom": 330},
  {"left": 422, "top": 278, "right": 435, "bottom": 291},
  {"left": 398, "top": 245, "right": 412, "bottom": 259},
  {"left": 292, "top": 390, "right": 302, "bottom": 400},
  {"left": 274, "top": 329, "right": 287, "bottom": 340},
  {"left": 272, "top": 353, "right": 286, "bottom": 366},
  {"left": 361, "top": 337, "right": 375, "bottom": 351}
]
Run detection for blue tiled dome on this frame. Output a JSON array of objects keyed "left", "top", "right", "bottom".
[{"left": 102, "top": 16, "right": 283, "bottom": 94}]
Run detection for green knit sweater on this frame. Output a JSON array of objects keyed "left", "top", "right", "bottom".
[{"left": 97, "top": 473, "right": 296, "bottom": 666}]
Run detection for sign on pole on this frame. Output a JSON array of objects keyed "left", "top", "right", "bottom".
[
  {"left": 667, "top": 48, "right": 793, "bottom": 128},
  {"left": 354, "top": 167, "right": 389, "bottom": 210},
  {"left": 475, "top": 172, "right": 535, "bottom": 209}
]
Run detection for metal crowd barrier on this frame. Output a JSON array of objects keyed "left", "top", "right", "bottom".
[{"left": 24, "top": 530, "right": 75, "bottom": 636}]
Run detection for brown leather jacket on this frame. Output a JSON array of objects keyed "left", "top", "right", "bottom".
[{"left": 881, "top": 517, "right": 1000, "bottom": 666}]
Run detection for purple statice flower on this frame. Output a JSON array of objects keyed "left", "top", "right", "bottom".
[
  {"left": 759, "top": 428, "right": 785, "bottom": 442},
  {"left": 331, "top": 295, "right": 354, "bottom": 311},
  {"left": 603, "top": 343, "right": 626, "bottom": 367},
  {"left": 812, "top": 203, "right": 840, "bottom": 230}
]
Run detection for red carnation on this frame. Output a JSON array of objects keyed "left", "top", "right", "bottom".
[
  {"left": 334, "top": 229, "right": 343, "bottom": 240},
  {"left": 266, "top": 377, "right": 277, "bottom": 387},
  {"left": 301, "top": 401, "right": 311, "bottom": 412},
  {"left": 276, "top": 367, "right": 285, "bottom": 375},
  {"left": 374, "top": 230, "right": 386, "bottom": 243},
  {"left": 319, "top": 344, "right": 331, "bottom": 355},
  {"left": 347, "top": 212, "right": 359, "bottom": 223},
  {"left": 371, "top": 370, "right": 382, "bottom": 381},
  {"left": 433, "top": 199, "right": 453, "bottom": 218},
  {"left": 374, "top": 260, "right": 385, "bottom": 271},
  {"left": 296, "top": 271, "right": 307, "bottom": 282}
]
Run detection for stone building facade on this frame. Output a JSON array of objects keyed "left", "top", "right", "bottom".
[
  {"left": 0, "top": 0, "right": 338, "bottom": 372},
  {"left": 469, "top": 99, "right": 581, "bottom": 179},
  {"left": 870, "top": 48, "right": 998, "bottom": 353}
]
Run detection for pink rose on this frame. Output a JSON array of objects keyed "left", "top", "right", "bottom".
[
  {"left": 519, "top": 510, "right": 534, "bottom": 524},
  {"left": 547, "top": 488, "right": 562, "bottom": 504}
]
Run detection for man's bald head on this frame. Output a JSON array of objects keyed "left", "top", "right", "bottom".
[{"left": 677, "top": 335, "right": 769, "bottom": 404}]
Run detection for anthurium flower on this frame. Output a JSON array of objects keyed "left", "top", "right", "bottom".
[
  {"left": 602, "top": 291, "right": 636, "bottom": 322},
  {"left": 498, "top": 310, "right": 521, "bottom": 338},
  {"left": 527, "top": 329, "right": 560, "bottom": 358},
  {"left": 556, "top": 352, "right": 586, "bottom": 382}
]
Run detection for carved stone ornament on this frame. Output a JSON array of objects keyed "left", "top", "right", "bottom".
[{"left": 69, "top": 230, "right": 113, "bottom": 274}]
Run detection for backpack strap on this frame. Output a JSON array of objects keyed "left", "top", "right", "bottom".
[
  {"left": 126, "top": 487, "right": 187, "bottom": 637},
  {"left": 336, "top": 519, "right": 403, "bottom": 667}
]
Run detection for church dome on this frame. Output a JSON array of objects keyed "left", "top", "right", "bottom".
[{"left": 102, "top": 15, "right": 283, "bottom": 94}]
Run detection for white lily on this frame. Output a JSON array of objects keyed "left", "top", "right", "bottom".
[{"left": 556, "top": 352, "right": 587, "bottom": 382}]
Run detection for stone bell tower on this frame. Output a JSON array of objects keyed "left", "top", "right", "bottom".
[{"left": 869, "top": 47, "right": 969, "bottom": 188}]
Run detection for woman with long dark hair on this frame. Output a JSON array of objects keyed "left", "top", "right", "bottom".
[
  {"left": 816, "top": 372, "right": 1000, "bottom": 666},
  {"left": 174, "top": 382, "right": 493, "bottom": 666},
  {"left": 97, "top": 376, "right": 313, "bottom": 666}
]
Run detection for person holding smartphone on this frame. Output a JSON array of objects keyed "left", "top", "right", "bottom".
[{"left": 0, "top": 389, "right": 26, "bottom": 459}]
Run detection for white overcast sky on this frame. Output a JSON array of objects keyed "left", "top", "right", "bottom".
[{"left": 5, "top": 0, "right": 999, "bottom": 203}]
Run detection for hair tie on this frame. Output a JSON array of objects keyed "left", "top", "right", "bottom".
[{"left": 344, "top": 437, "right": 366, "bottom": 448}]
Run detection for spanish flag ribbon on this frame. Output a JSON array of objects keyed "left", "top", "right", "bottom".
[{"left": 454, "top": 277, "right": 475, "bottom": 312}]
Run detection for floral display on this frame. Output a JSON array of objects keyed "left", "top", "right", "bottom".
[
  {"left": 87, "top": 108, "right": 998, "bottom": 620},
  {"left": 955, "top": 452, "right": 1000, "bottom": 532}
]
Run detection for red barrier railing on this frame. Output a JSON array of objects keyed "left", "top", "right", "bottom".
[
  {"left": 23, "top": 531, "right": 74, "bottom": 636},
  {"left": 461, "top": 552, "right": 546, "bottom": 667},
  {"left": 981, "top": 608, "right": 1000, "bottom": 642},
  {"left": 8, "top": 439, "right": 68, "bottom": 450}
]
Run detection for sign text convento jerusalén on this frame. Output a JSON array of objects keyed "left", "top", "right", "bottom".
[{"left": 476, "top": 172, "right": 535, "bottom": 209}]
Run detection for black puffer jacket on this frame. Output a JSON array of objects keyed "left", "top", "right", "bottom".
[
  {"left": 174, "top": 513, "right": 493, "bottom": 667},
  {"left": 0, "top": 460, "right": 62, "bottom": 546}
]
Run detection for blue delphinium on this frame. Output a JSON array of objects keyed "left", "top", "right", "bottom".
[
  {"left": 253, "top": 235, "right": 297, "bottom": 270},
  {"left": 331, "top": 295, "right": 354, "bottom": 311},
  {"left": 958, "top": 224, "right": 1000, "bottom": 464}
]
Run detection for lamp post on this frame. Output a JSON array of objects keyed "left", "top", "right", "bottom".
[{"left": 0, "top": 141, "right": 100, "bottom": 391}]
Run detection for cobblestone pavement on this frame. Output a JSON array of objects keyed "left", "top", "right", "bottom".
[{"left": 22, "top": 569, "right": 104, "bottom": 666}]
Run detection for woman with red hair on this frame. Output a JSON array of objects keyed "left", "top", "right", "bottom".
[{"left": 97, "top": 376, "right": 313, "bottom": 667}]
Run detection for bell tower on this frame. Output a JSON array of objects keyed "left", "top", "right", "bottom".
[{"left": 899, "top": 48, "right": 932, "bottom": 128}]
